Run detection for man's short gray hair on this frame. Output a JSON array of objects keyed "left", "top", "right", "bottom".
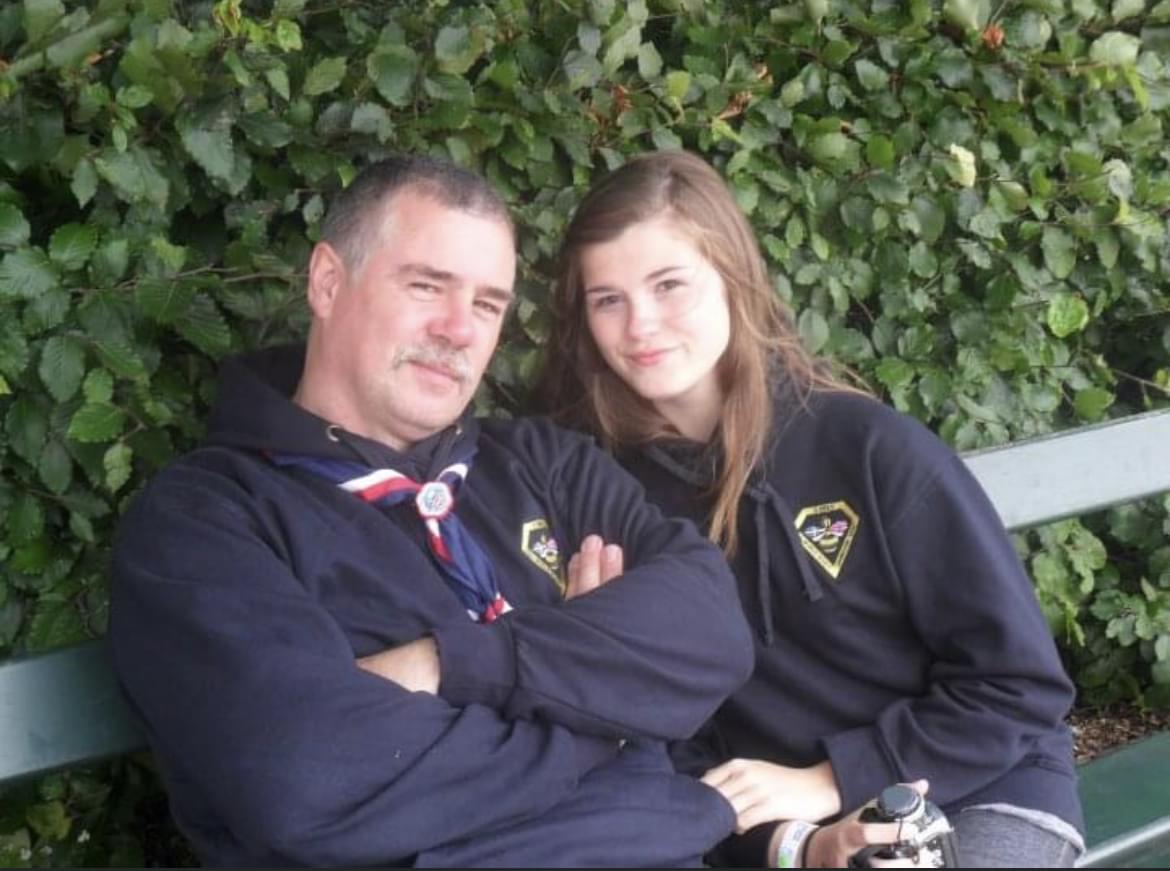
[{"left": 320, "top": 154, "right": 514, "bottom": 272}]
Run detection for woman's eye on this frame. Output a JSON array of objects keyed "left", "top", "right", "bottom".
[
  {"left": 657, "top": 279, "right": 683, "bottom": 294},
  {"left": 591, "top": 293, "right": 622, "bottom": 310}
]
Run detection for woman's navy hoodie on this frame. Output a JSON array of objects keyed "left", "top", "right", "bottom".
[
  {"left": 621, "top": 384, "right": 1083, "bottom": 862},
  {"left": 109, "top": 346, "right": 754, "bottom": 867}
]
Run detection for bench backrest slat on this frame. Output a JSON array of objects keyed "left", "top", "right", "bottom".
[
  {"left": 961, "top": 408, "right": 1170, "bottom": 532},
  {"left": 0, "top": 639, "right": 146, "bottom": 785}
]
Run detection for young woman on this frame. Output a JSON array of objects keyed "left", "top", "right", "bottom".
[{"left": 535, "top": 150, "right": 1084, "bottom": 868}]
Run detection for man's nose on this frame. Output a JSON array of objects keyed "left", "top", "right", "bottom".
[{"left": 429, "top": 295, "right": 475, "bottom": 346}]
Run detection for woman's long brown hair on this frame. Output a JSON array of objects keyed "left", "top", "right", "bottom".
[{"left": 534, "top": 151, "right": 858, "bottom": 555}]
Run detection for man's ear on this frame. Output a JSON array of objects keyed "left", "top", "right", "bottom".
[{"left": 306, "top": 242, "right": 347, "bottom": 319}]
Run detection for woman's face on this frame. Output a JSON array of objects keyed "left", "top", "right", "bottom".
[{"left": 578, "top": 215, "right": 731, "bottom": 439}]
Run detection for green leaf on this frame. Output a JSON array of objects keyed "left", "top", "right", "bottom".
[
  {"left": 94, "top": 339, "right": 147, "bottom": 380},
  {"left": 564, "top": 50, "right": 603, "bottom": 90},
  {"left": 435, "top": 25, "right": 483, "bottom": 75},
  {"left": 90, "top": 237, "right": 130, "bottom": 284},
  {"left": 367, "top": 46, "right": 418, "bottom": 107},
  {"left": 24, "top": 0, "right": 65, "bottom": 44},
  {"left": 578, "top": 22, "right": 602, "bottom": 55},
  {"left": 665, "top": 70, "right": 691, "bottom": 100},
  {"left": 25, "top": 600, "right": 87, "bottom": 652},
  {"left": 910, "top": 196, "right": 947, "bottom": 244},
  {"left": 1112, "top": 0, "right": 1145, "bottom": 21},
  {"left": 6, "top": 396, "right": 48, "bottom": 464},
  {"left": 0, "top": 248, "right": 59, "bottom": 299},
  {"left": 1074, "top": 387, "right": 1114, "bottom": 421},
  {"left": 866, "top": 135, "right": 895, "bottom": 171},
  {"left": 266, "top": 67, "right": 291, "bottom": 100},
  {"left": 1046, "top": 293, "right": 1090, "bottom": 338},
  {"left": 48, "top": 223, "right": 98, "bottom": 271},
  {"left": 38, "top": 334, "right": 86, "bottom": 402},
  {"left": 103, "top": 442, "right": 133, "bottom": 493},
  {"left": 175, "top": 293, "right": 232, "bottom": 355},
  {"left": 1095, "top": 230, "right": 1120, "bottom": 269},
  {"left": 94, "top": 146, "right": 169, "bottom": 208},
  {"left": 179, "top": 120, "right": 236, "bottom": 185},
  {"left": 637, "top": 42, "right": 663, "bottom": 78},
  {"left": 351, "top": 102, "right": 394, "bottom": 141},
  {"left": 943, "top": 0, "right": 989, "bottom": 31},
  {"left": 780, "top": 77, "right": 804, "bottom": 107},
  {"left": 602, "top": 18, "right": 642, "bottom": 73},
  {"left": 909, "top": 241, "right": 938, "bottom": 277},
  {"left": 83, "top": 367, "right": 113, "bottom": 403},
  {"left": 239, "top": 112, "right": 294, "bottom": 149},
  {"left": 0, "top": 202, "right": 30, "bottom": 248},
  {"left": 1089, "top": 31, "right": 1141, "bottom": 66},
  {"left": 798, "top": 309, "right": 829, "bottom": 353},
  {"left": 8, "top": 492, "right": 44, "bottom": 544},
  {"left": 116, "top": 84, "right": 153, "bottom": 109},
  {"left": 68, "top": 402, "right": 127, "bottom": 442},
  {"left": 1041, "top": 227, "right": 1077, "bottom": 279},
  {"left": 854, "top": 59, "right": 889, "bottom": 92},
  {"left": 875, "top": 357, "right": 914, "bottom": 390},
  {"left": 136, "top": 278, "right": 194, "bottom": 324},
  {"left": 303, "top": 56, "right": 347, "bottom": 96},
  {"left": 275, "top": 19, "right": 302, "bottom": 52},
  {"left": 38, "top": 439, "right": 73, "bottom": 494}
]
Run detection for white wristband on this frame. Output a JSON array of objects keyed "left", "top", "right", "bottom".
[{"left": 775, "top": 820, "right": 819, "bottom": 868}]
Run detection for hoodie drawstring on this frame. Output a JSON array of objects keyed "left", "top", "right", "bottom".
[
  {"left": 645, "top": 444, "right": 824, "bottom": 647},
  {"left": 746, "top": 482, "right": 825, "bottom": 645}
]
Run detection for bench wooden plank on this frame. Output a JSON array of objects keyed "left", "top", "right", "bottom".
[
  {"left": 1077, "top": 731, "right": 1170, "bottom": 867},
  {"left": 961, "top": 408, "right": 1170, "bottom": 532},
  {"left": 0, "top": 639, "right": 146, "bottom": 786}
]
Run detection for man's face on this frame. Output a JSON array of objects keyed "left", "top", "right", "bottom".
[{"left": 308, "top": 190, "right": 516, "bottom": 450}]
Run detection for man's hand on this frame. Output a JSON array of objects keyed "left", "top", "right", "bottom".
[
  {"left": 357, "top": 636, "right": 440, "bottom": 694},
  {"left": 565, "top": 533, "right": 623, "bottom": 599},
  {"left": 773, "top": 779, "right": 932, "bottom": 868},
  {"left": 702, "top": 758, "right": 842, "bottom": 831}
]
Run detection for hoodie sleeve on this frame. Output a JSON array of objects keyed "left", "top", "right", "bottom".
[
  {"left": 821, "top": 449, "right": 1076, "bottom": 815},
  {"left": 109, "top": 466, "right": 618, "bottom": 867},
  {"left": 434, "top": 424, "right": 755, "bottom": 742}
]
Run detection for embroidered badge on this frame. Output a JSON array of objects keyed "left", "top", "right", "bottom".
[
  {"left": 521, "top": 518, "right": 565, "bottom": 593},
  {"left": 793, "top": 501, "right": 859, "bottom": 580}
]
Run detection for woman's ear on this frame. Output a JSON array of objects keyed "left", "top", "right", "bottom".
[{"left": 306, "top": 242, "right": 347, "bottom": 319}]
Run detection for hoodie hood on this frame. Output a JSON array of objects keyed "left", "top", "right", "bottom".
[{"left": 203, "top": 344, "right": 478, "bottom": 479}]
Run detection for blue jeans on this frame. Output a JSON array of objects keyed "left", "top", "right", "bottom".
[{"left": 955, "top": 806, "right": 1082, "bottom": 867}]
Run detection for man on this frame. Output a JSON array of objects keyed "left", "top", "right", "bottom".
[{"left": 109, "top": 155, "right": 755, "bottom": 867}]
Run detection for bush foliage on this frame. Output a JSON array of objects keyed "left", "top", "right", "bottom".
[{"left": 1, "top": 0, "right": 1168, "bottom": 864}]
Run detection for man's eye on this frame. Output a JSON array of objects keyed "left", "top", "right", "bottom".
[
  {"left": 475, "top": 300, "right": 504, "bottom": 317},
  {"left": 409, "top": 282, "right": 440, "bottom": 295}
]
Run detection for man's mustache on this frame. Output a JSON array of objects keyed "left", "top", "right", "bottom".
[{"left": 392, "top": 344, "right": 472, "bottom": 383}]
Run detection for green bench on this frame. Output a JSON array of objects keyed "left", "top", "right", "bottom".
[{"left": 3, "top": 408, "right": 1170, "bottom": 866}]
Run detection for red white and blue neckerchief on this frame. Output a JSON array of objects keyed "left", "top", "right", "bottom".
[{"left": 269, "top": 452, "right": 512, "bottom": 623}]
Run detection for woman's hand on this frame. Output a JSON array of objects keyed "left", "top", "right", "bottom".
[
  {"left": 702, "top": 758, "right": 842, "bottom": 831},
  {"left": 565, "top": 533, "right": 623, "bottom": 599},
  {"left": 794, "top": 780, "right": 934, "bottom": 868}
]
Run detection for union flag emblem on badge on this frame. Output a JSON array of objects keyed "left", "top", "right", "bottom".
[{"left": 794, "top": 501, "right": 859, "bottom": 580}]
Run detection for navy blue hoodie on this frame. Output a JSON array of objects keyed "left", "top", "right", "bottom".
[
  {"left": 622, "top": 384, "right": 1083, "bottom": 864},
  {"left": 109, "top": 346, "right": 753, "bottom": 867}
]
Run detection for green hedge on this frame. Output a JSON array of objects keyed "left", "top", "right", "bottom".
[{"left": 1, "top": 0, "right": 1168, "bottom": 864}]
